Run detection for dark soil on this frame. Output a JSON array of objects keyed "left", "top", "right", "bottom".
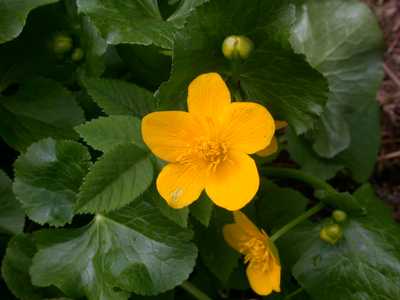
[{"left": 363, "top": 0, "right": 400, "bottom": 221}]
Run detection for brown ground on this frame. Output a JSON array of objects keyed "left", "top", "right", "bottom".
[{"left": 364, "top": 0, "right": 400, "bottom": 220}]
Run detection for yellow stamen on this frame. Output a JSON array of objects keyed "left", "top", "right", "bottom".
[
  {"left": 196, "top": 139, "right": 227, "bottom": 168},
  {"left": 239, "top": 236, "right": 271, "bottom": 272}
]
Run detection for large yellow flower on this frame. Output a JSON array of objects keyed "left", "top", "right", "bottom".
[
  {"left": 141, "top": 73, "right": 275, "bottom": 210},
  {"left": 223, "top": 211, "right": 281, "bottom": 295}
]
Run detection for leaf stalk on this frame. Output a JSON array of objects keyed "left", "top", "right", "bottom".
[{"left": 180, "top": 281, "right": 214, "bottom": 300}]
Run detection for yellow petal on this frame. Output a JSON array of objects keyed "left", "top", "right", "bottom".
[
  {"left": 233, "top": 211, "right": 261, "bottom": 238},
  {"left": 141, "top": 111, "right": 205, "bottom": 162},
  {"left": 256, "top": 136, "right": 278, "bottom": 157},
  {"left": 205, "top": 152, "right": 259, "bottom": 210},
  {"left": 187, "top": 73, "right": 231, "bottom": 120},
  {"left": 275, "top": 120, "right": 288, "bottom": 130},
  {"left": 223, "top": 223, "right": 249, "bottom": 253},
  {"left": 220, "top": 102, "right": 275, "bottom": 154},
  {"left": 246, "top": 263, "right": 278, "bottom": 296},
  {"left": 269, "top": 260, "right": 281, "bottom": 292},
  {"left": 156, "top": 162, "right": 206, "bottom": 209}
]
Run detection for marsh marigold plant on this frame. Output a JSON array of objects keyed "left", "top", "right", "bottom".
[
  {"left": 223, "top": 211, "right": 281, "bottom": 296},
  {"left": 142, "top": 73, "right": 275, "bottom": 210}
]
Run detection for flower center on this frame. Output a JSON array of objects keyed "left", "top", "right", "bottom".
[
  {"left": 196, "top": 139, "right": 227, "bottom": 167},
  {"left": 240, "top": 237, "right": 270, "bottom": 270}
]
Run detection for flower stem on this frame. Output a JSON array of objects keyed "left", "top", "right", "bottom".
[
  {"left": 263, "top": 167, "right": 336, "bottom": 193},
  {"left": 261, "top": 167, "right": 363, "bottom": 213},
  {"left": 270, "top": 202, "right": 325, "bottom": 242},
  {"left": 180, "top": 281, "right": 213, "bottom": 300}
]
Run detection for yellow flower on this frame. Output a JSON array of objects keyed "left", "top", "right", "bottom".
[
  {"left": 256, "top": 120, "right": 287, "bottom": 157},
  {"left": 223, "top": 211, "right": 281, "bottom": 295},
  {"left": 141, "top": 73, "right": 275, "bottom": 210}
]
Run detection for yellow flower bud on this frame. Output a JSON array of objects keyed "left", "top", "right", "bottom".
[
  {"left": 53, "top": 34, "right": 73, "bottom": 55},
  {"left": 332, "top": 210, "right": 347, "bottom": 223},
  {"left": 71, "top": 48, "right": 84, "bottom": 62},
  {"left": 320, "top": 223, "right": 343, "bottom": 245},
  {"left": 222, "top": 35, "right": 254, "bottom": 59}
]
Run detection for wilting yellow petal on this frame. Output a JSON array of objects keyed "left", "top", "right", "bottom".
[
  {"left": 223, "top": 223, "right": 249, "bottom": 253},
  {"left": 256, "top": 137, "right": 278, "bottom": 157},
  {"left": 233, "top": 211, "right": 262, "bottom": 237},
  {"left": 141, "top": 111, "right": 205, "bottom": 162},
  {"left": 246, "top": 264, "right": 275, "bottom": 296},
  {"left": 220, "top": 102, "right": 275, "bottom": 154},
  {"left": 205, "top": 152, "right": 259, "bottom": 210},
  {"left": 187, "top": 73, "right": 231, "bottom": 120},
  {"left": 156, "top": 162, "right": 207, "bottom": 208}
]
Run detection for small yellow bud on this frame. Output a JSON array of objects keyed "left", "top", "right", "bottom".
[
  {"left": 332, "top": 210, "right": 347, "bottom": 223},
  {"left": 71, "top": 48, "right": 84, "bottom": 62},
  {"left": 53, "top": 34, "right": 73, "bottom": 55},
  {"left": 320, "top": 224, "right": 343, "bottom": 245},
  {"left": 222, "top": 35, "right": 254, "bottom": 60}
]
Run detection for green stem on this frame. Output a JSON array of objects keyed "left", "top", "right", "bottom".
[
  {"left": 270, "top": 202, "right": 325, "bottom": 242},
  {"left": 263, "top": 167, "right": 336, "bottom": 193},
  {"left": 262, "top": 167, "right": 363, "bottom": 213},
  {"left": 180, "top": 281, "right": 213, "bottom": 300},
  {"left": 284, "top": 287, "right": 304, "bottom": 300}
]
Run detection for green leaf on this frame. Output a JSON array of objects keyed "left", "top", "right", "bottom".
[
  {"left": 289, "top": 0, "right": 383, "bottom": 159},
  {"left": 117, "top": 44, "right": 171, "bottom": 90},
  {"left": 167, "top": 0, "right": 208, "bottom": 27},
  {"left": 76, "top": 0, "right": 207, "bottom": 50},
  {"left": 286, "top": 0, "right": 383, "bottom": 182},
  {"left": 2, "top": 234, "right": 42, "bottom": 300},
  {"left": 81, "top": 77, "right": 156, "bottom": 117},
  {"left": 76, "top": 0, "right": 175, "bottom": 49},
  {"left": 0, "top": 78, "right": 85, "bottom": 151},
  {"left": 190, "top": 193, "right": 214, "bottom": 227},
  {"left": 225, "top": 264, "right": 249, "bottom": 291},
  {"left": 0, "top": 3, "right": 77, "bottom": 91},
  {"left": 281, "top": 185, "right": 400, "bottom": 300},
  {"left": 157, "top": 0, "right": 328, "bottom": 134},
  {"left": 195, "top": 208, "right": 239, "bottom": 283},
  {"left": 13, "top": 138, "right": 91, "bottom": 226},
  {"left": 79, "top": 16, "right": 107, "bottom": 76},
  {"left": 287, "top": 128, "right": 344, "bottom": 181},
  {"left": 0, "top": 0, "right": 58, "bottom": 44},
  {"left": 287, "top": 107, "right": 380, "bottom": 182},
  {"left": 257, "top": 182, "right": 308, "bottom": 232},
  {"left": 149, "top": 189, "right": 189, "bottom": 228},
  {"left": 77, "top": 144, "right": 153, "bottom": 213},
  {"left": 31, "top": 197, "right": 197, "bottom": 299},
  {"left": 336, "top": 100, "right": 381, "bottom": 182},
  {"left": 1, "top": 234, "right": 65, "bottom": 300},
  {"left": 75, "top": 115, "right": 144, "bottom": 153},
  {"left": 0, "top": 170, "right": 24, "bottom": 234}
]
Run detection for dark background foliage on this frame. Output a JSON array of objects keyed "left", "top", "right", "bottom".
[{"left": 0, "top": 0, "right": 399, "bottom": 299}]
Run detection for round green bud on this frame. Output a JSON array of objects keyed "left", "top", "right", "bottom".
[
  {"left": 71, "top": 48, "right": 84, "bottom": 62},
  {"left": 320, "top": 224, "right": 343, "bottom": 245},
  {"left": 222, "top": 35, "right": 254, "bottom": 60},
  {"left": 53, "top": 34, "right": 73, "bottom": 55},
  {"left": 332, "top": 210, "right": 347, "bottom": 223},
  {"left": 326, "top": 223, "right": 342, "bottom": 237}
]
